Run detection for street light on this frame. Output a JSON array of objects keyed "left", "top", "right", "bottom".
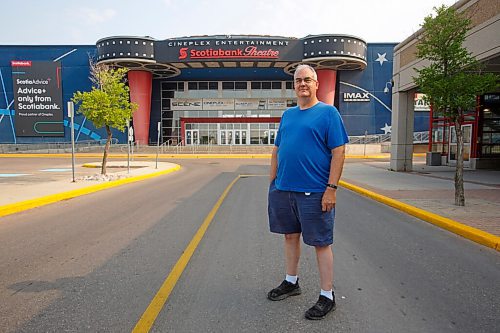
[{"left": 383, "top": 81, "right": 393, "bottom": 94}]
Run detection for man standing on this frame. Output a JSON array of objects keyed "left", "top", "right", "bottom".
[{"left": 267, "top": 64, "right": 348, "bottom": 320}]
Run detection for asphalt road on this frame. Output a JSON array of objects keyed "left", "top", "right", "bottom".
[{"left": 0, "top": 160, "right": 498, "bottom": 333}]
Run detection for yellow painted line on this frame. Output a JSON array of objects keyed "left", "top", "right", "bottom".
[
  {"left": 156, "top": 154, "right": 272, "bottom": 159},
  {"left": 82, "top": 163, "right": 100, "bottom": 168},
  {"left": 339, "top": 180, "right": 500, "bottom": 251},
  {"left": 0, "top": 153, "right": 271, "bottom": 159},
  {"left": 345, "top": 154, "right": 389, "bottom": 159},
  {"left": 0, "top": 165, "right": 181, "bottom": 219},
  {"left": 0, "top": 153, "right": 160, "bottom": 159},
  {"left": 132, "top": 175, "right": 241, "bottom": 333}
]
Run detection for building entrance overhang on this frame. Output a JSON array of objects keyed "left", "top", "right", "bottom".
[{"left": 96, "top": 34, "right": 367, "bottom": 78}]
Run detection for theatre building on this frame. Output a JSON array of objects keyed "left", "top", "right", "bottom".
[{"left": 1, "top": 35, "right": 408, "bottom": 145}]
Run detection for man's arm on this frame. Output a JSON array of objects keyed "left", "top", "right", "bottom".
[
  {"left": 270, "top": 146, "right": 278, "bottom": 182},
  {"left": 322, "top": 145, "right": 346, "bottom": 212}
]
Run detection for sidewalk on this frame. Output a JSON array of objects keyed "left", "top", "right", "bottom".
[
  {"left": 342, "top": 157, "right": 500, "bottom": 238},
  {"left": 0, "top": 159, "right": 180, "bottom": 216},
  {"left": 0, "top": 154, "right": 499, "bottom": 250}
]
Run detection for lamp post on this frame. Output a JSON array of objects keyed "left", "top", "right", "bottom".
[{"left": 68, "top": 101, "right": 76, "bottom": 182}]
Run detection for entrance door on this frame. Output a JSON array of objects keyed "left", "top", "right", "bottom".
[
  {"left": 268, "top": 130, "right": 277, "bottom": 145},
  {"left": 233, "top": 130, "right": 248, "bottom": 145},
  {"left": 185, "top": 129, "right": 199, "bottom": 145},
  {"left": 264, "top": 130, "right": 277, "bottom": 145},
  {"left": 449, "top": 124, "right": 472, "bottom": 167},
  {"left": 220, "top": 130, "right": 248, "bottom": 145},
  {"left": 220, "top": 130, "right": 232, "bottom": 145}
]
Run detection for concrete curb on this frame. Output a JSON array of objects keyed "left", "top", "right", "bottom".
[
  {"left": 0, "top": 164, "right": 181, "bottom": 219},
  {"left": 339, "top": 180, "right": 500, "bottom": 252}
]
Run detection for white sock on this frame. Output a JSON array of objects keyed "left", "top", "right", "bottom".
[
  {"left": 285, "top": 274, "right": 298, "bottom": 284},
  {"left": 320, "top": 289, "right": 333, "bottom": 300}
]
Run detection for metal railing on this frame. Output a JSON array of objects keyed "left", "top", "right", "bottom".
[
  {"left": 348, "top": 131, "right": 429, "bottom": 144},
  {"left": 348, "top": 133, "right": 391, "bottom": 144},
  {"left": 1, "top": 131, "right": 431, "bottom": 154},
  {"left": 0, "top": 139, "right": 119, "bottom": 153},
  {"left": 413, "top": 131, "right": 429, "bottom": 143},
  {"left": 160, "top": 139, "right": 173, "bottom": 154}
]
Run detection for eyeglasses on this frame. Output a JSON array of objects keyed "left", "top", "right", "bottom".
[{"left": 294, "top": 77, "right": 316, "bottom": 85}]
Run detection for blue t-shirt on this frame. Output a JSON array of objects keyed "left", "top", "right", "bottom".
[{"left": 275, "top": 102, "right": 349, "bottom": 192}]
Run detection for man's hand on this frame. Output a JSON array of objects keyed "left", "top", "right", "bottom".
[{"left": 321, "top": 188, "right": 336, "bottom": 212}]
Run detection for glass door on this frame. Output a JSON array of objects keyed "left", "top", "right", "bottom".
[
  {"left": 220, "top": 129, "right": 248, "bottom": 145},
  {"left": 220, "top": 130, "right": 233, "bottom": 145},
  {"left": 269, "top": 129, "right": 277, "bottom": 145},
  {"left": 233, "top": 130, "right": 248, "bottom": 145},
  {"left": 185, "top": 129, "right": 199, "bottom": 145},
  {"left": 263, "top": 129, "right": 277, "bottom": 145}
]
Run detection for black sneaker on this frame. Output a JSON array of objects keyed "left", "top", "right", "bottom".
[
  {"left": 267, "top": 279, "right": 301, "bottom": 301},
  {"left": 305, "top": 295, "right": 336, "bottom": 320}
]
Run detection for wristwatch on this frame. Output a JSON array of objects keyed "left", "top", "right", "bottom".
[{"left": 326, "top": 183, "right": 338, "bottom": 190}]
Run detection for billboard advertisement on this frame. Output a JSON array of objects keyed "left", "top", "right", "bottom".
[{"left": 12, "top": 61, "right": 63, "bottom": 137}]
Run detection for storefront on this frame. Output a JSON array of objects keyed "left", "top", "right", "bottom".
[{"left": 429, "top": 93, "right": 500, "bottom": 168}]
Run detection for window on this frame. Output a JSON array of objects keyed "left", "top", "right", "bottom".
[
  {"left": 250, "top": 81, "right": 283, "bottom": 90},
  {"left": 480, "top": 95, "right": 500, "bottom": 156},
  {"left": 188, "top": 82, "right": 198, "bottom": 90},
  {"left": 262, "top": 82, "right": 272, "bottom": 90},
  {"left": 209, "top": 82, "right": 218, "bottom": 90},
  {"left": 198, "top": 82, "right": 208, "bottom": 90},
  {"left": 235, "top": 81, "right": 247, "bottom": 90},
  {"left": 272, "top": 81, "right": 281, "bottom": 89},
  {"left": 162, "top": 82, "right": 184, "bottom": 91},
  {"left": 222, "top": 82, "right": 235, "bottom": 90},
  {"left": 163, "top": 82, "right": 177, "bottom": 90},
  {"left": 163, "top": 91, "right": 174, "bottom": 98}
]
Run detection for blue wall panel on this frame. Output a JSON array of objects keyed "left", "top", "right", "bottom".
[
  {"left": 339, "top": 43, "right": 395, "bottom": 136},
  {"left": 339, "top": 43, "right": 429, "bottom": 136},
  {"left": 0, "top": 45, "right": 127, "bottom": 143}
]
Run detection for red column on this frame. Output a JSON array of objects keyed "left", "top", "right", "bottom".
[
  {"left": 180, "top": 118, "right": 185, "bottom": 146},
  {"left": 316, "top": 69, "right": 337, "bottom": 105},
  {"left": 128, "top": 71, "right": 152, "bottom": 145}
]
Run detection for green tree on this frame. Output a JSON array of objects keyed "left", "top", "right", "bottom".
[
  {"left": 414, "top": 5, "right": 498, "bottom": 206},
  {"left": 72, "top": 62, "right": 138, "bottom": 175}
]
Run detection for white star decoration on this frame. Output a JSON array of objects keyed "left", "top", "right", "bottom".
[
  {"left": 381, "top": 123, "right": 392, "bottom": 134},
  {"left": 375, "top": 53, "right": 388, "bottom": 66}
]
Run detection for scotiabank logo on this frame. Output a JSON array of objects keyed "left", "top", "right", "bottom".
[
  {"left": 178, "top": 46, "right": 279, "bottom": 60},
  {"left": 179, "top": 48, "right": 188, "bottom": 60},
  {"left": 11, "top": 60, "right": 32, "bottom": 67}
]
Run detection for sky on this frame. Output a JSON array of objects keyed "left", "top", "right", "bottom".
[{"left": 1, "top": 0, "right": 458, "bottom": 45}]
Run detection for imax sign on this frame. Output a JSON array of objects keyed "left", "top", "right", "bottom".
[{"left": 343, "top": 92, "right": 370, "bottom": 102}]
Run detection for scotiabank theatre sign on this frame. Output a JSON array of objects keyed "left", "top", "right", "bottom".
[{"left": 155, "top": 37, "right": 302, "bottom": 62}]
